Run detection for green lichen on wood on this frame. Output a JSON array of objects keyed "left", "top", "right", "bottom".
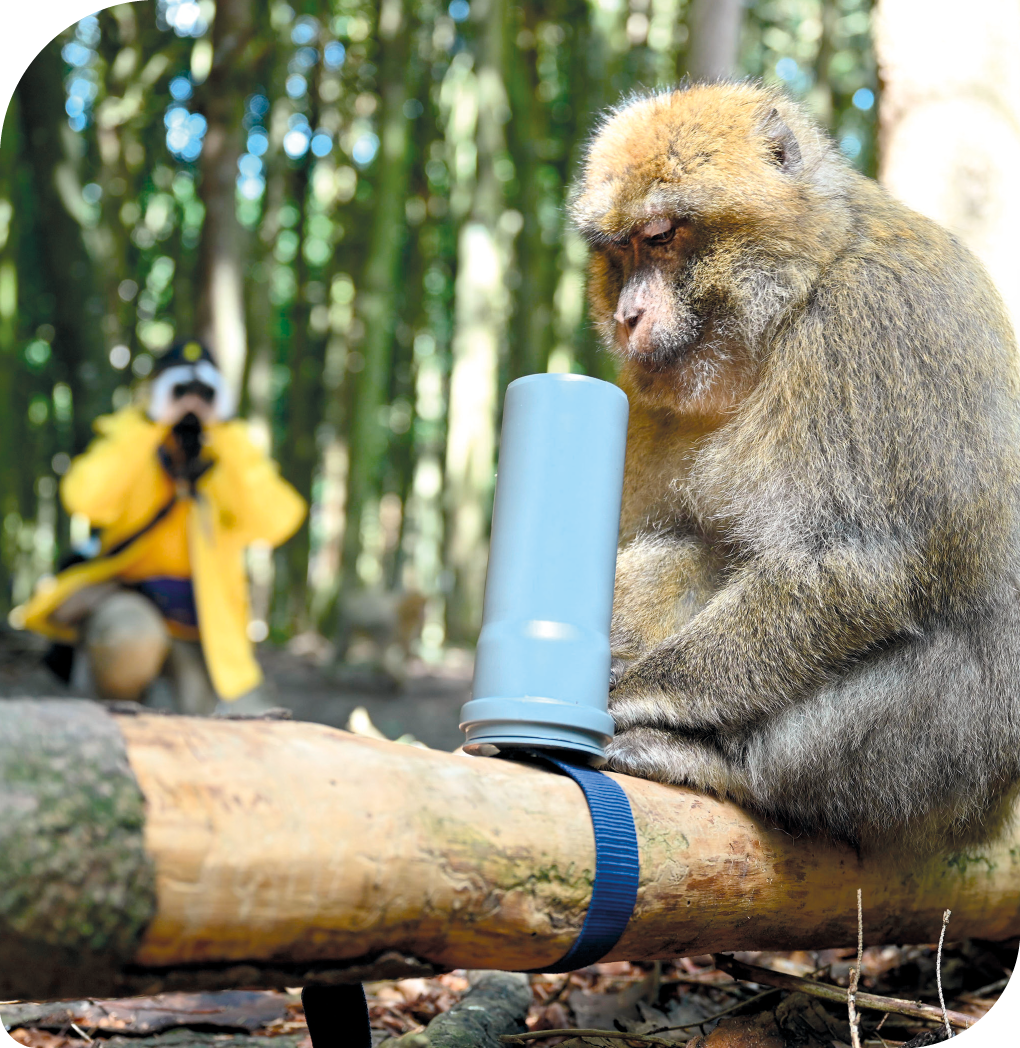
[
  {"left": 380, "top": 971, "right": 531, "bottom": 1048},
  {"left": 0, "top": 699, "right": 156, "bottom": 1000}
]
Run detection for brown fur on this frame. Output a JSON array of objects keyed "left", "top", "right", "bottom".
[{"left": 572, "top": 83, "right": 1020, "bottom": 852}]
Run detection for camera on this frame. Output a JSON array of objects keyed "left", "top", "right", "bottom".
[{"left": 171, "top": 378, "right": 216, "bottom": 403}]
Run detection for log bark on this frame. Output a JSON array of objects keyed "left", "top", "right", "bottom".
[{"left": 1, "top": 700, "right": 1019, "bottom": 1002}]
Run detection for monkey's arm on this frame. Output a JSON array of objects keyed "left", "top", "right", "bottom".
[
  {"left": 611, "top": 534, "right": 722, "bottom": 661},
  {"left": 609, "top": 544, "right": 914, "bottom": 735}
]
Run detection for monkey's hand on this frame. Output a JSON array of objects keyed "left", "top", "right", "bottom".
[
  {"left": 605, "top": 724, "right": 750, "bottom": 800},
  {"left": 609, "top": 656, "right": 633, "bottom": 690},
  {"left": 607, "top": 652, "right": 696, "bottom": 733},
  {"left": 606, "top": 661, "right": 741, "bottom": 799}
]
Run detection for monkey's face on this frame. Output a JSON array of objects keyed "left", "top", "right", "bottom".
[
  {"left": 572, "top": 84, "right": 849, "bottom": 395},
  {"left": 589, "top": 216, "right": 702, "bottom": 367}
]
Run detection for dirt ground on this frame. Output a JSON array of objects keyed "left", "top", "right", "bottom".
[
  {"left": 0, "top": 626, "right": 472, "bottom": 750},
  {"left": 4, "top": 947, "right": 1016, "bottom": 1048}
]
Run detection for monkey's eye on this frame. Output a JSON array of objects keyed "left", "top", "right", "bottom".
[{"left": 644, "top": 225, "right": 675, "bottom": 246}]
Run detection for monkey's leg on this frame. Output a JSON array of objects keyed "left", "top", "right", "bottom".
[
  {"left": 611, "top": 533, "right": 722, "bottom": 675},
  {"left": 733, "top": 608, "right": 1020, "bottom": 849}
]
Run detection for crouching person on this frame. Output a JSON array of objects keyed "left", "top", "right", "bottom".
[{"left": 18, "top": 339, "right": 306, "bottom": 714}]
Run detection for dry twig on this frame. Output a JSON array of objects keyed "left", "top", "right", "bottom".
[
  {"left": 848, "top": 888, "right": 864, "bottom": 1048},
  {"left": 649, "top": 986, "right": 780, "bottom": 1034},
  {"left": 713, "top": 955, "right": 974, "bottom": 1030},
  {"left": 872, "top": 1012, "right": 891, "bottom": 1048},
  {"left": 503, "top": 985, "right": 781, "bottom": 1045},
  {"left": 936, "top": 909, "right": 953, "bottom": 1040},
  {"left": 501, "top": 1030, "right": 682, "bottom": 1046}
]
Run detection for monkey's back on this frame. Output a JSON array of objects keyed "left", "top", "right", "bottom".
[
  {"left": 705, "top": 182, "right": 1020, "bottom": 847},
  {"left": 699, "top": 174, "right": 1020, "bottom": 601}
]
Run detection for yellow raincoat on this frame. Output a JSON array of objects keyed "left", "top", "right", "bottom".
[{"left": 20, "top": 407, "right": 306, "bottom": 700}]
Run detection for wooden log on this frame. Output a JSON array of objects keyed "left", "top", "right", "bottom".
[{"left": 1, "top": 699, "right": 1018, "bottom": 1001}]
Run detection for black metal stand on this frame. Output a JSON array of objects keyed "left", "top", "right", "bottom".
[{"left": 301, "top": 983, "right": 372, "bottom": 1048}]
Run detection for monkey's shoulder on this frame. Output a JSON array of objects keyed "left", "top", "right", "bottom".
[{"left": 837, "top": 181, "right": 1009, "bottom": 319}]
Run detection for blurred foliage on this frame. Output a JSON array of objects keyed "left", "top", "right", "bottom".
[{"left": 0, "top": 0, "right": 876, "bottom": 655}]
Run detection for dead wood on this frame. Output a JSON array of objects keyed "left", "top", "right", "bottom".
[
  {"left": 381, "top": 971, "right": 531, "bottom": 1047},
  {"left": 2, "top": 700, "right": 1020, "bottom": 999},
  {"left": 712, "top": 957, "right": 975, "bottom": 1030}
]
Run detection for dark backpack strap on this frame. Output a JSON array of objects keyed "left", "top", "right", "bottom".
[{"left": 104, "top": 494, "right": 177, "bottom": 557}]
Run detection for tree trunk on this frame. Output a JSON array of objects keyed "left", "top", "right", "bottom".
[
  {"left": 15, "top": 38, "right": 109, "bottom": 452},
  {"left": 685, "top": 0, "right": 744, "bottom": 81},
  {"left": 195, "top": 0, "right": 254, "bottom": 395},
  {"left": 443, "top": 0, "right": 513, "bottom": 642},
  {"left": 337, "top": 2, "right": 413, "bottom": 606},
  {"left": 2, "top": 700, "right": 1019, "bottom": 1002},
  {"left": 874, "top": 0, "right": 1020, "bottom": 337},
  {"left": 0, "top": 91, "right": 22, "bottom": 609}
]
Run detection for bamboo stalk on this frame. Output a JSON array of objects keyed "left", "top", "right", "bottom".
[{"left": 1, "top": 700, "right": 1019, "bottom": 1002}]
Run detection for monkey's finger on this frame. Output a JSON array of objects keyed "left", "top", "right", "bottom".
[
  {"left": 606, "top": 727, "right": 738, "bottom": 796},
  {"left": 609, "top": 657, "right": 632, "bottom": 690},
  {"left": 608, "top": 686, "right": 682, "bottom": 731}
]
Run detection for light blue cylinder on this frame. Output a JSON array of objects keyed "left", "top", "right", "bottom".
[{"left": 459, "top": 372, "right": 629, "bottom": 763}]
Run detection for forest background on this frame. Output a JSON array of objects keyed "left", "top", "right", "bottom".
[{"left": 0, "top": 0, "right": 1014, "bottom": 668}]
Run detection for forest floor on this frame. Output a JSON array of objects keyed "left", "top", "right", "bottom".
[
  {"left": 3, "top": 946, "right": 1016, "bottom": 1048},
  {"left": 0, "top": 628, "right": 1015, "bottom": 1046},
  {"left": 0, "top": 626, "right": 472, "bottom": 751}
]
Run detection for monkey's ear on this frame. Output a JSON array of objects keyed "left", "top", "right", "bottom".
[{"left": 759, "top": 108, "right": 803, "bottom": 174}]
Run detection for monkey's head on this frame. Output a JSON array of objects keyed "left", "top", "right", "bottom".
[{"left": 571, "top": 83, "right": 854, "bottom": 409}]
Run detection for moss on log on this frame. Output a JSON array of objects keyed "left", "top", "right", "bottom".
[{"left": 0, "top": 700, "right": 156, "bottom": 999}]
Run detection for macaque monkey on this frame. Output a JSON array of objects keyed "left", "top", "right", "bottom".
[
  {"left": 571, "top": 83, "right": 1020, "bottom": 852},
  {"left": 335, "top": 589, "right": 428, "bottom": 687}
]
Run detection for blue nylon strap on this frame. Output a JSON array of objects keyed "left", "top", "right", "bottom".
[{"left": 520, "top": 752, "right": 640, "bottom": 973}]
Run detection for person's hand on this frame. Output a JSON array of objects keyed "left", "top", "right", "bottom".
[{"left": 147, "top": 362, "right": 232, "bottom": 424}]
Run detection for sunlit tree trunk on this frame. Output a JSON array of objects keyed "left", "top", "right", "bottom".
[
  {"left": 195, "top": 0, "right": 253, "bottom": 395},
  {"left": 685, "top": 0, "right": 743, "bottom": 80},
  {"left": 337, "top": 0, "right": 413, "bottom": 607},
  {"left": 504, "top": 11, "right": 557, "bottom": 382},
  {"left": 810, "top": 1, "right": 836, "bottom": 129},
  {"left": 875, "top": 0, "right": 1020, "bottom": 338},
  {"left": 443, "top": 0, "right": 515, "bottom": 643}
]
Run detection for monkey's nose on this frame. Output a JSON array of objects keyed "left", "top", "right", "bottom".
[{"left": 615, "top": 306, "right": 644, "bottom": 332}]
